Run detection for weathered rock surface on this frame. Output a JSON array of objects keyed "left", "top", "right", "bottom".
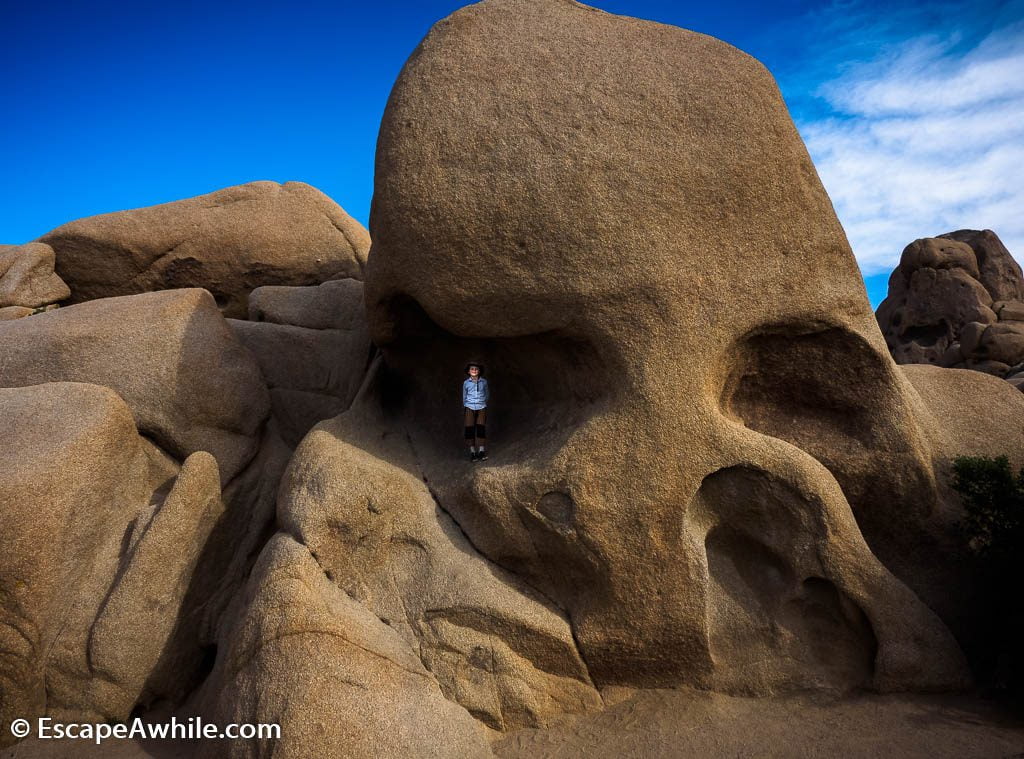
[
  {"left": 365, "top": 0, "right": 973, "bottom": 694},
  {"left": 877, "top": 230, "right": 1024, "bottom": 383},
  {"left": 86, "top": 451, "right": 223, "bottom": 718},
  {"left": 229, "top": 279, "right": 372, "bottom": 446},
  {"left": 0, "top": 306, "right": 34, "bottom": 320},
  {"left": 0, "top": 242, "right": 70, "bottom": 308},
  {"left": 39, "top": 181, "right": 369, "bottom": 317},
  {"left": 943, "top": 229, "right": 1024, "bottom": 302},
  {"left": 0, "top": 383, "right": 229, "bottom": 740},
  {"left": 249, "top": 277, "right": 366, "bottom": 331},
  {"left": 0, "top": 383, "right": 149, "bottom": 742},
  {"left": 5, "top": 2, "right": 1024, "bottom": 756},
  {"left": 195, "top": 533, "right": 495, "bottom": 759},
  {"left": 276, "top": 378, "right": 602, "bottom": 730},
  {"left": 0, "top": 289, "right": 270, "bottom": 483}
]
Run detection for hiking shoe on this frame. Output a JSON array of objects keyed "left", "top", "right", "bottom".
[
  {"left": 478, "top": 450, "right": 489, "bottom": 462},
  {"left": 469, "top": 450, "right": 479, "bottom": 462}
]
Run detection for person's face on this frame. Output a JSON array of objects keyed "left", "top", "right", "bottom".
[{"left": 468, "top": 366, "right": 480, "bottom": 378}]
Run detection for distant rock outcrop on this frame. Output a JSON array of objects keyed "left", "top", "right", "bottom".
[
  {"left": 38, "top": 181, "right": 369, "bottom": 317},
  {"left": 876, "top": 230, "right": 1024, "bottom": 388}
]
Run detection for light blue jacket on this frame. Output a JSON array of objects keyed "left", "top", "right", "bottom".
[{"left": 463, "top": 377, "right": 489, "bottom": 410}]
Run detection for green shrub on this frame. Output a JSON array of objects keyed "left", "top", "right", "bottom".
[
  {"left": 952, "top": 455, "right": 1024, "bottom": 562},
  {"left": 951, "top": 455, "right": 1024, "bottom": 696}
]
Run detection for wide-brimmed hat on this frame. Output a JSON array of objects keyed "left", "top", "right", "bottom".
[{"left": 464, "top": 360, "right": 485, "bottom": 374}]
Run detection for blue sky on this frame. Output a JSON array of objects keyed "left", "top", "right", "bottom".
[{"left": 2, "top": 0, "right": 1021, "bottom": 307}]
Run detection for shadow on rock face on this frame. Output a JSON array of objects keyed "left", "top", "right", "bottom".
[{"left": 374, "top": 292, "right": 613, "bottom": 460}]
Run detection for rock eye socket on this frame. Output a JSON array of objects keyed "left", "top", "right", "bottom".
[{"left": 374, "top": 293, "right": 613, "bottom": 457}]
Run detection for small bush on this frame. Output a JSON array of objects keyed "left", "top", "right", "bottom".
[
  {"left": 953, "top": 455, "right": 1024, "bottom": 561},
  {"left": 951, "top": 455, "right": 1024, "bottom": 696}
]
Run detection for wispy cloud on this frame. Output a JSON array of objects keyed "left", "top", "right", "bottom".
[{"left": 780, "top": 1, "right": 1024, "bottom": 275}]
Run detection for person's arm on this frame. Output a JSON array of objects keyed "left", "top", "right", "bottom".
[
  {"left": 462, "top": 379, "right": 468, "bottom": 407},
  {"left": 483, "top": 378, "right": 490, "bottom": 406}
]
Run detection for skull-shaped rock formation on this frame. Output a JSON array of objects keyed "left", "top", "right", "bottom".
[{"left": 350, "top": 0, "right": 996, "bottom": 694}]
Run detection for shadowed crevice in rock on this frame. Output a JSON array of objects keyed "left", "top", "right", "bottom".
[
  {"left": 375, "top": 292, "right": 613, "bottom": 457},
  {"left": 268, "top": 385, "right": 602, "bottom": 733}
]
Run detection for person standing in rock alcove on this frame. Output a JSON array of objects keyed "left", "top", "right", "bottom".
[{"left": 463, "top": 361, "right": 489, "bottom": 461}]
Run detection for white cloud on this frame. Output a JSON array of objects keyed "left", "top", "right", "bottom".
[{"left": 794, "top": 14, "right": 1024, "bottom": 275}]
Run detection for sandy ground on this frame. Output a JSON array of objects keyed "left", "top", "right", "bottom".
[
  {"left": 3, "top": 689, "right": 1022, "bottom": 757},
  {"left": 496, "top": 688, "right": 1024, "bottom": 759}
]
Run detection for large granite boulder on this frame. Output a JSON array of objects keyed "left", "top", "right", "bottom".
[
  {"left": 0, "top": 383, "right": 224, "bottom": 740},
  {"left": 877, "top": 230, "right": 1024, "bottom": 380},
  {"left": 0, "top": 288, "right": 270, "bottom": 483},
  {"left": 362, "top": 0, "right": 983, "bottom": 694},
  {"left": 0, "top": 242, "right": 70, "bottom": 308},
  {"left": 195, "top": 534, "right": 495, "bottom": 759},
  {"left": 38, "top": 181, "right": 370, "bottom": 317}
]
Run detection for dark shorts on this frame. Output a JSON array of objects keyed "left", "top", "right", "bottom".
[{"left": 464, "top": 407, "right": 486, "bottom": 425}]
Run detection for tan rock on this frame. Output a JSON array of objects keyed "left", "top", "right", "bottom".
[
  {"left": 364, "top": 0, "right": 967, "bottom": 694},
  {"left": 39, "top": 181, "right": 369, "bottom": 317},
  {"left": 997, "top": 300, "right": 1024, "bottom": 321},
  {"left": 0, "top": 289, "right": 269, "bottom": 483},
  {"left": 0, "top": 382, "right": 151, "bottom": 744},
  {"left": 900, "top": 237, "right": 979, "bottom": 278},
  {"left": 963, "top": 359, "right": 1010, "bottom": 376},
  {"left": 190, "top": 419, "right": 294, "bottom": 648},
  {"left": 195, "top": 533, "right": 494, "bottom": 759},
  {"left": 0, "top": 305, "right": 33, "bottom": 320},
  {"left": 0, "top": 242, "right": 70, "bottom": 308},
  {"left": 975, "top": 321, "right": 1024, "bottom": 366},
  {"left": 248, "top": 278, "right": 365, "bottom": 330},
  {"left": 957, "top": 321, "right": 988, "bottom": 355},
  {"left": 278, "top": 384, "right": 602, "bottom": 731},
  {"left": 879, "top": 266, "right": 995, "bottom": 365},
  {"left": 0, "top": 382, "right": 290, "bottom": 735},
  {"left": 228, "top": 320, "right": 367, "bottom": 401},
  {"left": 938, "top": 341, "right": 964, "bottom": 367},
  {"left": 229, "top": 279, "right": 372, "bottom": 446},
  {"left": 877, "top": 230, "right": 1024, "bottom": 373},
  {"left": 939, "top": 229, "right": 1024, "bottom": 302},
  {"left": 87, "top": 451, "right": 223, "bottom": 717}
]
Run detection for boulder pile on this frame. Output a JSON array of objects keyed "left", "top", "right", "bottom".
[
  {"left": 39, "top": 180, "right": 368, "bottom": 318},
  {"left": 2, "top": 1, "right": 1023, "bottom": 756},
  {"left": 876, "top": 230, "right": 1024, "bottom": 390}
]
